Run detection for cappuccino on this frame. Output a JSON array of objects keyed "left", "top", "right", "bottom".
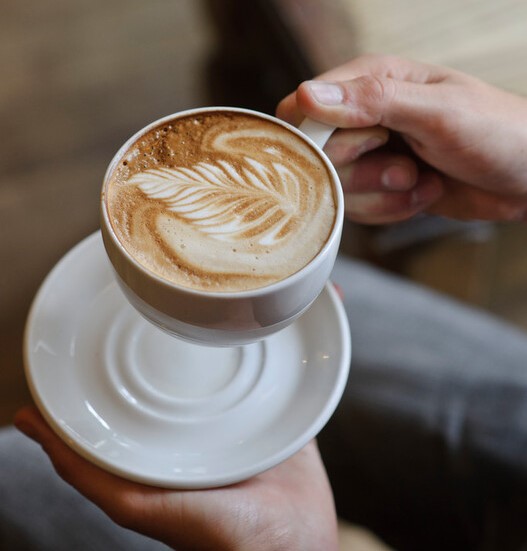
[{"left": 104, "top": 110, "right": 336, "bottom": 292}]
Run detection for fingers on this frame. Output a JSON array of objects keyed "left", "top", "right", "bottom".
[
  {"left": 276, "top": 54, "right": 451, "bottom": 126},
  {"left": 14, "top": 406, "right": 149, "bottom": 527},
  {"left": 429, "top": 181, "right": 527, "bottom": 221},
  {"left": 336, "top": 152, "right": 418, "bottom": 193},
  {"left": 14, "top": 406, "right": 116, "bottom": 494},
  {"left": 279, "top": 73, "right": 453, "bottom": 157},
  {"left": 324, "top": 127, "right": 389, "bottom": 166},
  {"left": 277, "top": 98, "right": 390, "bottom": 162},
  {"left": 295, "top": 76, "right": 444, "bottom": 138},
  {"left": 344, "top": 171, "right": 444, "bottom": 224},
  {"left": 333, "top": 148, "right": 442, "bottom": 224},
  {"left": 276, "top": 91, "right": 302, "bottom": 126}
]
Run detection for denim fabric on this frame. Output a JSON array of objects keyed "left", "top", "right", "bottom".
[
  {"left": 0, "top": 428, "right": 168, "bottom": 550},
  {"left": 320, "top": 256, "right": 527, "bottom": 551}
]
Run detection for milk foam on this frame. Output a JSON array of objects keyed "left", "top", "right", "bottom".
[{"left": 105, "top": 111, "right": 336, "bottom": 292}]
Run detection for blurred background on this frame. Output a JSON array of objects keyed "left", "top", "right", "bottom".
[{"left": 1, "top": 0, "right": 526, "bottom": 548}]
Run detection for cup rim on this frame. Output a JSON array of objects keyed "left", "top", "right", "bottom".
[{"left": 101, "top": 106, "right": 344, "bottom": 299}]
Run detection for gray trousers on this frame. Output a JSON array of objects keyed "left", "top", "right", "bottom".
[{"left": 2, "top": 257, "right": 527, "bottom": 551}]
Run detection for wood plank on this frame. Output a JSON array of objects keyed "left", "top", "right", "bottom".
[{"left": 340, "top": 0, "right": 527, "bottom": 93}]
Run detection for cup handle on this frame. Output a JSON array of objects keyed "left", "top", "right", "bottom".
[{"left": 298, "top": 118, "right": 335, "bottom": 149}]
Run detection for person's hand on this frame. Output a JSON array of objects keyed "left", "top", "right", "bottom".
[
  {"left": 14, "top": 406, "right": 338, "bottom": 551},
  {"left": 277, "top": 54, "right": 527, "bottom": 223}
]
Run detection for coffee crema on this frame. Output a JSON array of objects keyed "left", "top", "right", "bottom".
[{"left": 104, "top": 111, "right": 336, "bottom": 292}]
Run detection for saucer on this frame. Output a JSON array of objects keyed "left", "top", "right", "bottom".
[{"left": 24, "top": 232, "right": 351, "bottom": 488}]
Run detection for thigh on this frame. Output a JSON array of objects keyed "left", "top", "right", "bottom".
[
  {"left": 321, "top": 255, "right": 527, "bottom": 551},
  {"left": 0, "top": 427, "right": 168, "bottom": 551}
]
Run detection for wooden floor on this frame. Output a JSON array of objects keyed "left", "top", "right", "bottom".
[
  {"left": 342, "top": 0, "right": 527, "bottom": 95},
  {"left": 1, "top": 0, "right": 526, "bottom": 427}
]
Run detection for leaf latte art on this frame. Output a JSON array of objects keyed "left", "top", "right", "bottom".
[
  {"left": 130, "top": 158, "right": 302, "bottom": 245},
  {"left": 105, "top": 111, "right": 336, "bottom": 292}
]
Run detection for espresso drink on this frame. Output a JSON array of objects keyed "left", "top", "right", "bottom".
[{"left": 104, "top": 111, "right": 336, "bottom": 292}]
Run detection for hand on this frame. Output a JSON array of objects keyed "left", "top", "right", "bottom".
[
  {"left": 14, "top": 406, "right": 338, "bottom": 551},
  {"left": 277, "top": 54, "right": 527, "bottom": 223}
]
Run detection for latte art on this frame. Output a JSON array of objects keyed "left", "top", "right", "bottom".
[
  {"left": 130, "top": 158, "right": 301, "bottom": 245},
  {"left": 105, "top": 111, "right": 336, "bottom": 292}
]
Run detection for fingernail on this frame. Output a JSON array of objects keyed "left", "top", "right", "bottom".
[
  {"left": 307, "top": 81, "right": 344, "bottom": 105},
  {"left": 381, "top": 165, "right": 413, "bottom": 190}
]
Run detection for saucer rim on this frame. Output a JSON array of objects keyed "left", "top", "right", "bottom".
[{"left": 23, "top": 231, "right": 351, "bottom": 488}]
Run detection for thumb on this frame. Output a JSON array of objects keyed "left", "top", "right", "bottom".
[{"left": 297, "top": 76, "right": 443, "bottom": 138}]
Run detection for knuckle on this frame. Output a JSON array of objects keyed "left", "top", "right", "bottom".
[
  {"left": 372, "top": 76, "right": 396, "bottom": 115},
  {"left": 350, "top": 75, "right": 396, "bottom": 125}
]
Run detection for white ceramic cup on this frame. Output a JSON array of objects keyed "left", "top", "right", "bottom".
[{"left": 100, "top": 107, "right": 341, "bottom": 346}]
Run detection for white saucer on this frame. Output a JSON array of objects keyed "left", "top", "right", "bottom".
[{"left": 24, "top": 232, "right": 351, "bottom": 489}]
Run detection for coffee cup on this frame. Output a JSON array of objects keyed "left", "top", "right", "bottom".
[{"left": 100, "top": 107, "right": 342, "bottom": 346}]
